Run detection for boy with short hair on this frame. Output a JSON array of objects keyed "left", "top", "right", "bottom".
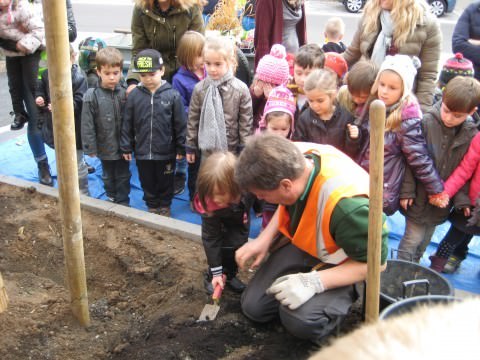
[
  {"left": 288, "top": 43, "right": 325, "bottom": 112},
  {"left": 81, "top": 46, "right": 131, "bottom": 205},
  {"left": 398, "top": 76, "right": 480, "bottom": 262},
  {"left": 121, "top": 49, "right": 186, "bottom": 217},
  {"left": 322, "top": 17, "right": 346, "bottom": 54}
]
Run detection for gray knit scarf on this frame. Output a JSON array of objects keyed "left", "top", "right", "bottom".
[
  {"left": 371, "top": 10, "right": 394, "bottom": 66},
  {"left": 198, "top": 71, "right": 233, "bottom": 152}
]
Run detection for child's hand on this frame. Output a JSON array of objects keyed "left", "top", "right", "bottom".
[
  {"left": 252, "top": 79, "right": 264, "bottom": 97},
  {"left": 400, "top": 198, "right": 414, "bottom": 210},
  {"left": 123, "top": 153, "right": 132, "bottom": 161},
  {"left": 176, "top": 154, "right": 184, "bottom": 160},
  {"left": 212, "top": 275, "right": 225, "bottom": 290},
  {"left": 47, "top": 103, "right": 52, "bottom": 112},
  {"left": 126, "top": 84, "right": 137, "bottom": 96},
  {"left": 428, "top": 191, "right": 449, "bottom": 208},
  {"left": 35, "top": 97, "right": 45, "bottom": 107},
  {"left": 347, "top": 124, "right": 359, "bottom": 139},
  {"left": 263, "top": 82, "right": 274, "bottom": 98},
  {"left": 463, "top": 207, "right": 471, "bottom": 217},
  {"left": 186, "top": 153, "right": 195, "bottom": 164},
  {"left": 16, "top": 41, "right": 28, "bottom": 54}
]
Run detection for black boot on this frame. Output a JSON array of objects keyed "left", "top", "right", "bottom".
[
  {"left": 10, "top": 111, "right": 28, "bottom": 131},
  {"left": 38, "top": 160, "right": 53, "bottom": 186}
]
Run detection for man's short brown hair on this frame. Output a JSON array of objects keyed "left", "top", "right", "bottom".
[{"left": 95, "top": 47, "right": 123, "bottom": 71}]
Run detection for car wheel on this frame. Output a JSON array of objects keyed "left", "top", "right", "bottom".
[
  {"left": 429, "top": 0, "right": 446, "bottom": 17},
  {"left": 344, "top": 0, "right": 364, "bottom": 13}
]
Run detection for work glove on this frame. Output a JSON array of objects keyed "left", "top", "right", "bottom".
[{"left": 266, "top": 271, "right": 325, "bottom": 310}]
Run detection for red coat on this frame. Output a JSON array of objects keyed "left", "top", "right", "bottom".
[
  {"left": 253, "top": 0, "right": 307, "bottom": 69},
  {"left": 445, "top": 132, "right": 480, "bottom": 205}
]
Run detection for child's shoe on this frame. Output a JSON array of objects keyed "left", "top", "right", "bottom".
[
  {"left": 10, "top": 111, "right": 28, "bottom": 131},
  {"left": 429, "top": 255, "right": 448, "bottom": 273},
  {"left": 38, "top": 159, "right": 53, "bottom": 186},
  {"left": 157, "top": 207, "right": 171, "bottom": 217},
  {"left": 443, "top": 255, "right": 463, "bottom": 274},
  {"left": 227, "top": 276, "right": 246, "bottom": 293}
]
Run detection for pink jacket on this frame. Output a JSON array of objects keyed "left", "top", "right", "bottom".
[{"left": 444, "top": 132, "right": 480, "bottom": 205}]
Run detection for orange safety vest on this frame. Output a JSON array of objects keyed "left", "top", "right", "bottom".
[{"left": 278, "top": 144, "right": 370, "bottom": 264}]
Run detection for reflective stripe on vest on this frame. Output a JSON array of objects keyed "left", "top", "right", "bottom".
[{"left": 278, "top": 144, "right": 369, "bottom": 264}]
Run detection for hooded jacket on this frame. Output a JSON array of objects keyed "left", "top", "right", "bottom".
[
  {"left": 120, "top": 81, "right": 186, "bottom": 160},
  {"left": 358, "top": 99, "right": 444, "bottom": 215},
  {"left": 400, "top": 101, "right": 478, "bottom": 224},
  {"left": 127, "top": 1, "right": 204, "bottom": 83}
]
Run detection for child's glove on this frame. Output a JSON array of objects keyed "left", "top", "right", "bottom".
[
  {"left": 428, "top": 191, "right": 449, "bottom": 208},
  {"left": 266, "top": 271, "right": 325, "bottom": 310}
]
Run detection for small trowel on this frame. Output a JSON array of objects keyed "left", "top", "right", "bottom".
[{"left": 198, "top": 275, "right": 226, "bottom": 321}]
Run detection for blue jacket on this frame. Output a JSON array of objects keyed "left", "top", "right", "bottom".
[
  {"left": 452, "top": 1, "right": 480, "bottom": 81},
  {"left": 171, "top": 66, "right": 202, "bottom": 115},
  {"left": 120, "top": 81, "right": 186, "bottom": 160}
]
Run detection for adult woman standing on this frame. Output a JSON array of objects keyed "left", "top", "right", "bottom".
[
  {"left": 253, "top": 0, "right": 306, "bottom": 69},
  {"left": 126, "top": 0, "right": 204, "bottom": 91},
  {"left": 343, "top": 0, "right": 441, "bottom": 110}
]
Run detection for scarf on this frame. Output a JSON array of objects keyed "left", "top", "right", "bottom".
[
  {"left": 371, "top": 10, "right": 394, "bottom": 66},
  {"left": 198, "top": 71, "right": 233, "bottom": 152}
]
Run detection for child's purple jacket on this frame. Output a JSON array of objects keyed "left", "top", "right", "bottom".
[{"left": 172, "top": 66, "right": 203, "bottom": 115}]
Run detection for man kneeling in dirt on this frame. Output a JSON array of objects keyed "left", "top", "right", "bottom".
[{"left": 234, "top": 135, "right": 388, "bottom": 343}]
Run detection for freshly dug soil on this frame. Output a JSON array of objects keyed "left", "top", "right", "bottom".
[{"left": 0, "top": 183, "right": 363, "bottom": 359}]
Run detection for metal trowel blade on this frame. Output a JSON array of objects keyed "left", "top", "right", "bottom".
[{"left": 198, "top": 303, "right": 220, "bottom": 321}]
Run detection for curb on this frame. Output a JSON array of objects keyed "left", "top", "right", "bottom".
[{"left": 0, "top": 174, "right": 202, "bottom": 245}]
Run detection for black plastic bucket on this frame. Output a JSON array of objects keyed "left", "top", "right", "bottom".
[
  {"left": 380, "top": 295, "right": 460, "bottom": 320},
  {"left": 379, "top": 259, "right": 454, "bottom": 311}
]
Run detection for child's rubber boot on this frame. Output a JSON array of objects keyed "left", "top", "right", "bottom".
[{"left": 429, "top": 255, "right": 448, "bottom": 273}]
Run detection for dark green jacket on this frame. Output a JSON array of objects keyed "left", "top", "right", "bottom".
[{"left": 127, "top": 4, "right": 204, "bottom": 83}]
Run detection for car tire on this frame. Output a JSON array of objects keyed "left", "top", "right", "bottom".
[
  {"left": 344, "top": 0, "right": 364, "bottom": 13},
  {"left": 429, "top": 0, "right": 446, "bottom": 17}
]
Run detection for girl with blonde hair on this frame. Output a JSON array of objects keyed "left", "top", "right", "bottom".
[{"left": 343, "top": 0, "right": 441, "bottom": 110}]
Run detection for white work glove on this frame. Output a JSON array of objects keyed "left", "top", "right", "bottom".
[{"left": 266, "top": 271, "right": 325, "bottom": 310}]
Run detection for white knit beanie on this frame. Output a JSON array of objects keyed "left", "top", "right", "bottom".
[{"left": 371, "top": 55, "right": 421, "bottom": 100}]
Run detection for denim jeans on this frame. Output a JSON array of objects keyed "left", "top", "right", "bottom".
[
  {"left": 398, "top": 219, "right": 436, "bottom": 262},
  {"left": 6, "top": 52, "right": 46, "bottom": 162}
]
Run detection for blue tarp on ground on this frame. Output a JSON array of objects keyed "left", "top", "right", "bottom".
[{"left": 1, "top": 133, "right": 479, "bottom": 294}]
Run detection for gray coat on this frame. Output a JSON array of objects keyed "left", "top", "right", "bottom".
[
  {"left": 400, "top": 101, "right": 478, "bottom": 224},
  {"left": 186, "top": 77, "right": 253, "bottom": 154},
  {"left": 81, "top": 85, "right": 127, "bottom": 160}
]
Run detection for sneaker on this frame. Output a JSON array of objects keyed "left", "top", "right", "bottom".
[
  {"left": 157, "top": 207, "right": 171, "bottom": 217},
  {"left": 443, "top": 255, "right": 463, "bottom": 274},
  {"left": 10, "top": 111, "right": 28, "bottom": 131},
  {"left": 173, "top": 174, "right": 186, "bottom": 195},
  {"left": 37, "top": 159, "right": 53, "bottom": 186},
  {"left": 227, "top": 276, "right": 246, "bottom": 293}
]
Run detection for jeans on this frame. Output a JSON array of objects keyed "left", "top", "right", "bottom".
[
  {"left": 6, "top": 52, "right": 46, "bottom": 162},
  {"left": 101, "top": 159, "right": 131, "bottom": 205},
  {"left": 398, "top": 220, "right": 436, "bottom": 262}
]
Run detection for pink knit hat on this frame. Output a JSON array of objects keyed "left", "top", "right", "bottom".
[
  {"left": 256, "top": 44, "right": 290, "bottom": 85},
  {"left": 260, "top": 86, "right": 296, "bottom": 132}
]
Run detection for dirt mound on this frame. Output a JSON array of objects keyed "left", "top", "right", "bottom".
[{"left": 0, "top": 183, "right": 362, "bottom": 359}]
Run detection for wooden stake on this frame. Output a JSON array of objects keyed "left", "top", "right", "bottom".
[
  {"left": 0, "top": 272, "right": 8, "bottom": 313},
  {"left": 365, "top": 100, "right": 386, "bottom": 323},
  {"left": 41, "top": 1, "right": 90, "bottom": 326}
]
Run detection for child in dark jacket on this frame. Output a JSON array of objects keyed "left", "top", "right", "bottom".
[
  {"left": 347, "top": 55, "right": 447, "bottom": 216},
  {"left": 172, "top": 30, "right": 205, "bottom": 202},
  {"left": 35, "top": 44, "right": 88, "bottom": 193},
  {"left": 82, "top": 47, "right": 130, "bottom": 205},
  {"left": 193, "top": 151, "right": 253, "bottom": 295},
  {"left": 292, "top": 68, "right": 355, "bottom": 155},
  {"left": 121, "top": 49, "right": 186, "bottom": 217},
  {"left": 398, "top": 76, "right": 479, "bottom": 263}
]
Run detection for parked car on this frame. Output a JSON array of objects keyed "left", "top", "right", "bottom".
[
  {"left": 342, "top": 0, "right": 455, "bottom": 17},
  {"left": 428, "top": 0, "right": 456, "bottom": 17},
  {"left": 342, "top": 0, "right": 366, "bottom": 13}
]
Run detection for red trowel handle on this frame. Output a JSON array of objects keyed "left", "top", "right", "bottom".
[{"left": 212, "top": 274, "right": 227, "bottom": 302}]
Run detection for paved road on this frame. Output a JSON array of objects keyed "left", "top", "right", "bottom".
[{"left": 0, "top": 0, "right": 466, "bottom": 133}]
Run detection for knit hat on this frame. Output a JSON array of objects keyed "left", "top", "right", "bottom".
[
  {"left": 261, "top": 86, "right": 296, "bottom": 130},
  {"left": 439, "top": 53, "right": 474, "bottom": 87},
  {"left": 324, "top": 52, "right": 348, "bottom": 79},
  {"left": 256, "top": 44, "right": 290, "bottom": 85},
  {"left": 133, "top": 49, "right": 164, "bottom": 73},
  {"left": 78, "top": 37, "right": 107, "bottom": 71},
  {"left": 371, "top": 54, "right": 421, "bottom": 100}
]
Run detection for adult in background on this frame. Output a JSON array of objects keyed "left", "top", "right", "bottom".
[
  {"left": 253, "top": 0, "right": 306, "bottom": 70},
  {"left": 343, "top": 0, "right": 441, "bottom": 110},
  {"left": 234, "top": 135, "right": 388, "bottom": 343},
  {"left": 126, "top": 0, "right": 204, "bottom": 92}
]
